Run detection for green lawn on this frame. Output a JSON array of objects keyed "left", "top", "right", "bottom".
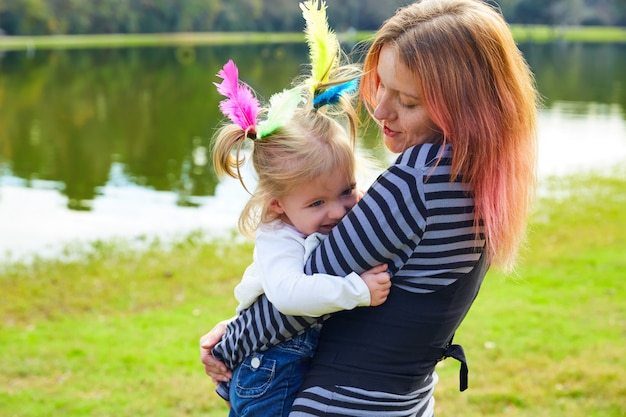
[
  {"left": 0, "top": 32, "right": 307, "bottom": 51},
  {"left": 510, "top": 24, "right": 626, "bottom": 43},
  {"left": 1, "top": 168, "right": 625, "bottom": 416},
  {"left": 0, "top": 25, "right": 624, "bottom": 51}
]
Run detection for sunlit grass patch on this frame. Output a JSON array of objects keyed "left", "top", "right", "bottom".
[{"left": 1, "top": 168, "right": 625, "bottom": 416}]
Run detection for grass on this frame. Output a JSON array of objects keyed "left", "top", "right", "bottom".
[
  {"left": 0, "top": 25, "right": 624, "bottom": 51},
  {"left": 1, "top": 168, "right": 625, "bottom": 416},
  {"left": 0, "top": 32, "right": 307, "bottom": 51},
  {"left": 1, "top": 232, "right": 246, "bottom": 416},
  {"left": 510, "top": 24, "right": 626, "bottom": 43},
  {"left": 435, "top": 170, "right": 626, "bottom": 416}
]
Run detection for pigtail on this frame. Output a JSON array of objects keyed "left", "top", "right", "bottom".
[{"left": 211, "top": 124, "right": 248, "bottom": 180}]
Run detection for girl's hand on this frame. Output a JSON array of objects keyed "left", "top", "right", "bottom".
[{"left": 360, "top": 264, "right": 391, "bottom": 306}]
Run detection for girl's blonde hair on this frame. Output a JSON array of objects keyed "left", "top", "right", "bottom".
[
  {"left": 212, "top": 85, "right": 359, "bottom": 238},
  {"left": 361, "top": 0, "right": 539, "bottom": 272}
]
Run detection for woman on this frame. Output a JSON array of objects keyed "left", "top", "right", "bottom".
[{"left": 202, "top": 0, "right": 538, "bottom": 415}]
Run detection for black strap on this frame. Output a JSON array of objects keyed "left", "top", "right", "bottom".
[{"left": 443, "top": 343, "right": 469, "bottom": 392}]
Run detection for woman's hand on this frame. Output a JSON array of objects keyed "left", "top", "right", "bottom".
[{"left": 199, "top": 319, "right": 233, "bottom": 384}]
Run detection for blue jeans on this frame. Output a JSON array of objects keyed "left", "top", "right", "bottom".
[{"left": 228, "top": 327, "right": 321, "bottom": 417}]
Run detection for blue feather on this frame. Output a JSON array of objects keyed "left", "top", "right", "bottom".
[{"left": 313, "top": 78, "right": 359, "bottom": 109}]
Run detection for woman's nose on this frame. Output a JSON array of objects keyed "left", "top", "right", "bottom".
[{"left": 373, "top": 93, "right": 392, "bottom": 121}]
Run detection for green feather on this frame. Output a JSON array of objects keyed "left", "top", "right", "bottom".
[
  {"left": 300, "top": 0, "right": 339, "bottom": 94},
  {"left": 257, "top": 87, "right": 305, "bottom": 138}
]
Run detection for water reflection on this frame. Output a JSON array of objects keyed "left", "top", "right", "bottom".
[
  {"left": 537, "top": 102, "right": 625, "bottom": 178},
  {"left": 520, "top": 42, "right": 626, "bottom": 110},
  {"left": 0, "top": 42, "right": 625, "bottom": 259},
  {"left": 0, "top": 44, "right": 309, "bottom": 210}
]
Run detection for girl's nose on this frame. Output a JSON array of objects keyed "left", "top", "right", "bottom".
[{"left": 328, "top": 202, "right": 348, "bottom": 219}]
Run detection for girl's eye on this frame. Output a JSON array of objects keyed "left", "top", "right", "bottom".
[
  {"left": 341, "top": 187, "right": 354, "bottom": 196},
  {"left": 310, "top": 200, "right": 323, "bottom": 207}
]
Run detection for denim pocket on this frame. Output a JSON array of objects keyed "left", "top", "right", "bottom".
[
  {"left": 275, "top": 328, "right": 321, "bottom": 357},
  {"left": 233, "top": 353, "right": 276, "bottom": 398}
]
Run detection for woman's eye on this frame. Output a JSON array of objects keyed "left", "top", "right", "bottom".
[{"left": 399, "top": 100, "right": 417, "bottom": 109}]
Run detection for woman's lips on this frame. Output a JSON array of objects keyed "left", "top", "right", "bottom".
[{"left": 383, "top": 125, "right": 398, "bottom": 137}]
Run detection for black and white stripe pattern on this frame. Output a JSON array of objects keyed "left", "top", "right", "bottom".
[
  {"left": 306, "top": 143, "right": 483, "bottom": 287},
  {"left": 212, "top": 294, "right": 321, "bottom": 371},
  {"left": 212, "top": 143, "right": 485, "bottom": 415},
  {"left": 290, "top": 372, "right": 437, "bottom": 417}
]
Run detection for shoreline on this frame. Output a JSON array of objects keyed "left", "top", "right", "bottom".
[
  {"left": 2, "top": 107, "right": 625, "bottom": 264},
  {"left": 0, "top": 25, "right": 625, "bottom": 51},
  {"left": 2, "top": 161, "right": 624, "bottom": 267}
]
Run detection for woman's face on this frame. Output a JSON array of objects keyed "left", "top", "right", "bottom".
[{"left": 373, "top": 45, "right": 438, "bottom": 153}]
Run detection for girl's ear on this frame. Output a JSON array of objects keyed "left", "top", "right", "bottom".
[{"left": 269, "top": 198, "right": 285, "bottom": 214}]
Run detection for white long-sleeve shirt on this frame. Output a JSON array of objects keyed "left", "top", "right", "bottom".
[{"left": 234, "top": 220, "right": 370, "bottom": 316}]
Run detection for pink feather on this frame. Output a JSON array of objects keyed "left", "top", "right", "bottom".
[{"left": 213, "top": 60, "right": 260, "bottom": 132}]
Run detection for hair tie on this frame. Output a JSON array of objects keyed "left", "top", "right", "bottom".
[{"left": 245, "top": 128, "right": 257, "bottom": 141}]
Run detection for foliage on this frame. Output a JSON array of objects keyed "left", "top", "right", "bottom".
[
  {"left": 1, "top": 39, "right": 624, "bottom": 212},
  {"left": 499, "top": 0, "right": 626, "bottom": 25},
  {"left": 0, "top": 0, "right": 625, "bottom": 36},
  {"left": 0, "top": 169, "right": 625, "bottom": 416},
  {"left": 0, "top": 43, "right": 313, "bottom": 209}
]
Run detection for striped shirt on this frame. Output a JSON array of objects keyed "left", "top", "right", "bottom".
[{"left": 212, "top": 143, "right": 488, "bottom": 411}]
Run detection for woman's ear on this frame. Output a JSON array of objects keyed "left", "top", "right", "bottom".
[{"left": 269, "top": 198, "right": 285, "bottom": 214}]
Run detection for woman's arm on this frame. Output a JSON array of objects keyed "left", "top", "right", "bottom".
[
  {"left": 206, "top": 146, "right": 434, "bottom": 373},
  {"left": 200, "top": 318, "right": 233, "bottom": 383},
  {"left": 305, "top": 159, "right": 427, "bottom": 276}
]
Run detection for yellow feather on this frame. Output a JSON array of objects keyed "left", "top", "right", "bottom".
[{"left": 299, "top": 0, "right": 339, "bottom": 94}]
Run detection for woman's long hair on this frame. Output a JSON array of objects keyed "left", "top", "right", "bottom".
[{"left": 361, "top": 0, "right": 539, "bottom": 272}]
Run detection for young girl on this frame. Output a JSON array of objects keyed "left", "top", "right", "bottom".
[{"left": 209, "top": 59, "right": 391, "bottom": 417}]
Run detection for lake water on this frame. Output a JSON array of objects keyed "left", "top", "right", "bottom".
[{"left": 0, "top": 42, "right": 625, "bottom": 261}]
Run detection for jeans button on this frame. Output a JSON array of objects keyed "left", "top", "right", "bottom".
[{"left": 251, "top": 356, "right": 261, "bottom": 369}]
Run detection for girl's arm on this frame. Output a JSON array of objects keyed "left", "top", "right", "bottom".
[{"left": 255, "top": 227, "right": 371, "bottom": 316}]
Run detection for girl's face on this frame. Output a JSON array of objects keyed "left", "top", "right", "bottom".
[
  {"left": 270, "top": 167, "right": 357, "bottom": 236},
  {"left": 373, "top": 45, "right": 439, "bottom": 153}
]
